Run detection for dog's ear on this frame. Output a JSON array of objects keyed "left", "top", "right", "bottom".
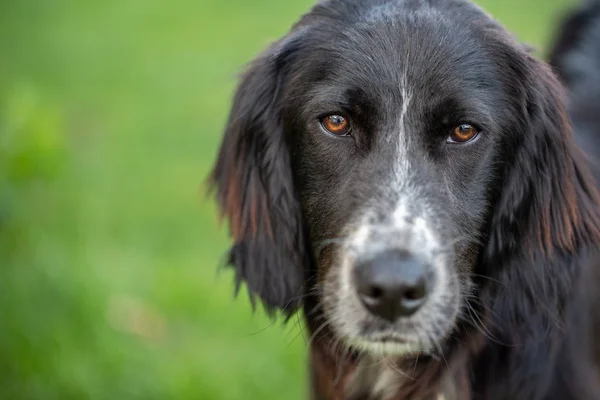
[
  {"left": 475, "top": 51, "right": 600, "bottom": 397},
  {"left": 486, "top": 56, "right": 600, "bottom": 264},
  {"left": 210, "top": 39, "right": 309, "bottom": 317}
]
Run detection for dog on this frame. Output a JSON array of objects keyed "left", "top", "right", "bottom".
[{"left": 211, "top": 0, "right": 600, "bottom": 398}]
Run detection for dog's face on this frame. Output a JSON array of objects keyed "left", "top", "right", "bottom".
[
  {"left": 285, "top": 7, "right": 515, "bottom": 355},
  {"left": 213, "top": 0, "right": 574, "bottom": 360}
]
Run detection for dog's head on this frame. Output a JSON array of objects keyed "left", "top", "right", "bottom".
[{"left": 211, "top": 0, "right": 597, "bottom": 359}]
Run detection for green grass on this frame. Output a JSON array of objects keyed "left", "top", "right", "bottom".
[{"left": 0, "top": 0, "right": 574, "bottom": 398}]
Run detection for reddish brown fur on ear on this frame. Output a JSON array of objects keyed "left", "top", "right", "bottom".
[
  {"left": 219, "top": 152, "right": 273, "bottom": 241},
  {"left": 210, "top": 46, "right": 310, "bottom": 317},
  {"left": 472, "top": 47, "right": 600, "bottom": 398},
  {"left": 487, "top": 57, "right": 600, "bottom": 263}
]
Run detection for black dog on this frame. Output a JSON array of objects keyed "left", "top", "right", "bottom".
[{"left": 211, "top": 0, "right": 600, "bottom": 398}]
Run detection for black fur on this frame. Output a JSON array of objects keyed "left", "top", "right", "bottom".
[
  {"left": 549, "top": 0, "right": 600, "bottom": 182},
  {"left": 211, "top": 50, "right": 311, "bottom": 315},
  {"left": 211, "top": 0, "right": 600, "bottom": 398}
]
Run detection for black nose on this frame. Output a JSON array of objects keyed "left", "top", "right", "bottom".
[{"left": 353, "top": 250, "right": 430, "bottom": 322}]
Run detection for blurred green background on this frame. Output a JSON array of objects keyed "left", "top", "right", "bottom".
[{"left": 0, "top": 0, "right": 575, "bottom": 399}]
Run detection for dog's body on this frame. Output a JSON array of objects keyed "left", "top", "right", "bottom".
[
  {"left": 549, "top": 1, "right": 600, "bottom": 182},
  {"left": 549, "top": 0, "right": 600, "bottom": 383},
  {"left": 212, "top": 0, "right": 600, "bottom": 398}
]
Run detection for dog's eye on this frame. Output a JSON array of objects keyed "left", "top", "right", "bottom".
[
  {"left": 320, "top": 114, "right": 351, "bottom": 136},
  {"left": 448, "top": 124, "right": 479, "bottom": 143}
]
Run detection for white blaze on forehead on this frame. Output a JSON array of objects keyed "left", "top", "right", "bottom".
[{"left": 394, "top": 73, "right": 413, "bottom": 188}]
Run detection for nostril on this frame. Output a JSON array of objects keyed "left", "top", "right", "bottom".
[
  {"left": 404, "top": 289, "right": 420, "bottom": 301},
  {"left": 403, "top": 280, "right": 427, "bottom": 301},
  {"left": 368, "top": 286, "right": 384, "bottom": 299}
]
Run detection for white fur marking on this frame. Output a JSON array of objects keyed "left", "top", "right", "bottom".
[
  {"left": 394, "top": 54, "right": 412, "bottom": 184},
  {"left": 373, "top": 364, "right": 403, "bottom": 398},
  {"left": 395, "top": 86, "right": 412, "bottom": 183},
  {"left": 392, "top": 200, "right": 409, "bottom": 229}
]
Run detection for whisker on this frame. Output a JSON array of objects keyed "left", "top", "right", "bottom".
[
  {"left": 314, "top": 238, "right": 350, "bottom": 257},
  {"left": 385, "top": 358, "right": 416, "bottom": 381},
  {"left": 461, "top": 272, "right": 506, "bottom": 286},
  {"left": 462, "top": 301, "right": 514, "bottom": 347},
  {"left": 306, "top": 319, "right": 332, "bottom": 348},
  {"left": 431, "top": 332, "right": 450, "bottom": 373},
  {"left": 413, "top": 351, "right": 420, "bottom": 375}
]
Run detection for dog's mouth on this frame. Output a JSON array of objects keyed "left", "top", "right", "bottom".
[
  {"left": 370, "top": 334, "right": 408, "bottom": 343},
  {"left": 343, "top": 331, "right": 433, "bottom": 357}
]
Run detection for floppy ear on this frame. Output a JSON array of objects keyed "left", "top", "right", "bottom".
[
  {"left": 475, "top": 53, "right": 600, "bottom": 397},
  {"left": 210, "top": 43, "right": 310, "bottom": 317},
  {"left": 486, "top": 57, "right": 600, "bottom": 264}
]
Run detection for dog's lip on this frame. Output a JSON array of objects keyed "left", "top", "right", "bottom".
[{"left": 366, "top": 334, "right": 409, "bottom": 344}]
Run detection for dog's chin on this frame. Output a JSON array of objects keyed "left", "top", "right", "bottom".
[
  {"left": 325, "top": 290, "right": 461, "bottom": 360},
  {"left": 328, "top": 295, "right": 461, "bottom": 359}
]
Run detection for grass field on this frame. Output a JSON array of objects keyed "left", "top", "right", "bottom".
[{"left": 0, "top": 0, "right": 575, "bottom": 399}]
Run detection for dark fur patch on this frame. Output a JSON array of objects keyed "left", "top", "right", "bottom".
[{"left": 210, "top": 50, "right": 312, "bottom": 316}]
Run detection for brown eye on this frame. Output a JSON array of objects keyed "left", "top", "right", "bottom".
[
  {"left": 320, "top": 114, "right": 351, "bottom": 136},
  {"left": 449, "top": 124, "right": 479, "bottom": 143}
]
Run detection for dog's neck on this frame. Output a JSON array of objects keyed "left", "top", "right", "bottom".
[
  {"left": 309, "top": 338, "right": 473, "bottom": 400},
  {"left": 310, "top": 343, "right": 460, "bottom": 400},
  {"left": 303, "top": 295, "right": 484, "bottom": 399}
]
